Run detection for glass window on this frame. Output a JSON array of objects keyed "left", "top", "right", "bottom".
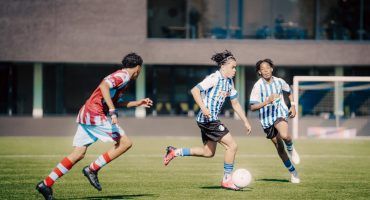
[
  {"left": 0, "top": 62, "right": 33, "bottom": 115},
  {"left": 43, "top": 64, "right": 136, "bottom": 116},
  {"left": 0, "top": 63, "right": 11, "bottom": 115},
  {"left": 148, "top": 0, "right": 187, "bottom": 38},
  {"left": 319, "top": 0, "right": 370, "bottom": 40}
]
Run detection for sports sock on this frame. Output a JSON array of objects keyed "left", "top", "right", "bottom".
[
  {"left": 89, "top": 152, "right": 112, "bottom": 172},
  {"left": 174, "top": 148, "right": 191, "bottom": 156},
  {"left": 44, "top": 157, "right": 74, "bottom": 187},
  {"left": 223, "top": 162, "right": 234, "bottom": 181},
  {"left": 285, "top": 140, "right": 293, "bottom": 151},
  {"left": 283, "top": 159, "right": 295, "bottom": 173}
]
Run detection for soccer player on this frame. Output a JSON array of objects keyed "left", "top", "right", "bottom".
[
  {"left": 163, "top": 50, "right": 252, "bottom": 190},
  {"left": 36, "top": 53, "right": 153, "bottom": 200},
  {"left": 249, "top": 58, "right": 300, "bottom": 183}
]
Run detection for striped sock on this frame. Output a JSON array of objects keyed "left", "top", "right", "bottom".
[
  {"left": 175, "top": 148, "right": 191, "bottom": 156},
  {"left": 223, "top": 162, "right": 234, "bottom": 180},
  {"left": 283, "top": 159, "right": 296, "bottom": 172},
  {"left": 44, "top": 157, "right": 73, "bottom": 187},
  {"left": 89, "top": 152, "right": 112, "bottom": 172},
  {"left": 285, "top": 140, "right": 293, "bottom": 151}
]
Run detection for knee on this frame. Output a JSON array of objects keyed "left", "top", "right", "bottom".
[
  {"left": 228, "top": 142, "right": 238, "bottom": 153},
  {"left": 119, "top": 138, "right": 133, "bottom": 150}
]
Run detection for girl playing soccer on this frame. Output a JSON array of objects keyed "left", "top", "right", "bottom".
[
  {"left": 249, "top": 58, "right": 300, "bottom": 183},
  {"left": 163, "top": 50, "right": 252, "bottom": 190}
]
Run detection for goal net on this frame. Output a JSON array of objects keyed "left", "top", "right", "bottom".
[{"left": 292, "top": 76, "right": 370, "bottom": 139}]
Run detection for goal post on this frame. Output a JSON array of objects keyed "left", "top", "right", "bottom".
[{"left": 292, "top": 76, "right": 370, "bottom": 139}]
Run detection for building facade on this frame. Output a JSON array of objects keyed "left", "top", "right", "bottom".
[{"left": 1, "top": 0, "right": 369, "bottom": 118}]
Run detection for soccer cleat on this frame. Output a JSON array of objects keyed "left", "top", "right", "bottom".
[
  {"left": 36, "top": 181, "right": 54, "bottom": 200},
  {"left": 288, "top": 147, "right": 300, "bottom": 165},
  {"left": 163, "top": 146, "right": 177, "bottom": 166},
  {"left": 82, "top": 166, "right": 102, "bottom": 191},
  {"left": 290, "top": 171, "right": 300, "bottom": 184},
  {"left": 221, "top": 179, "right": 240, "bottom": 191}
]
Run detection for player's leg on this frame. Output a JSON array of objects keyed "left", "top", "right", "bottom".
[
  {"left": 89, "top": 134, "right": 132, "bottom": 172},
  {"left": 163, "top": 141, "right": 217, "bottom": 166},
  {"left": 274, "top": 119, "right": 300, "bottom": 164},
  {"left": 271, "top": 136, "right": 300, "bottom": 183},
  {"left": 218, "top": 132, "right": 239, "bottom": 190},
  {"left": 36, "top": 146, "right": 87, "bottom": 200},
  {"left": 164, "top": 125, "right": 219, "bottom": 166},
  {"left": 184, "top": 141, "right": 217, "bottom": 157},
  {"left": 83, "top": 123, "right": 130, "bottom": 191}
]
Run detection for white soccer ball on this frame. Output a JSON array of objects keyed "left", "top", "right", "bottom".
[{"left": 232, "top": 168, "right": 252, "bottom": 188}]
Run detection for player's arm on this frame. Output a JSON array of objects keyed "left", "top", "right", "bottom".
[
  {"left": 250, "top": 94, "right": 278, "bottom": 111},
  {"left": 231, "top": 98, "right": 252, "bottom": 135},
  {"left": 281, "top": 79, "right": 296, "bottom": 118},
  {"left": 99, "top": 81, "right": 118, "bottom": 124},
  {"left": 288, "top": 92, "right": 296, "bottom": 118},
  {"left": 191, "top": 86, "right": 211, "bottom": 118},
  {"left": 118, "top": 98, "right": 153, "bottom": 108}
]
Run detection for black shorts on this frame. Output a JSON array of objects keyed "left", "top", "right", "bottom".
[
  {"left": 263, "top": 118, "right": 286, "bottom": 139},
  {"left": 197, "top": 120, "right": 229, "bottom": 144}
]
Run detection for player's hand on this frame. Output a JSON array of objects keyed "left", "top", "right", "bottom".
[
  {"left": 109, "top": 109, "right": 118, "bottom": 124},
  {"left": 201, "top": 108, "right": 211, "bottom": 118},
  {"left": 137, "top": 98, "right": 153, "bottom": 108},
  {"left": 111, "top": 115, "right": 118, "bottom": 124},
  {"left": 289, "top": 106, "right": 296, "bottom": 118},
  {"left": 266, "top": 94, "right": 279, "bottom": 104},
  {"left": 244, "top": 122, "right": 252, "bottom": 135}
]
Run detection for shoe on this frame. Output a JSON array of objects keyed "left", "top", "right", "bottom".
[
  {"left": 221, "top": 179, "right": 240, "bottom": 191},
  {"left": 36, "top": 181, "right": 53, "bottom": 200},
  {"left": 82, "top": 166, "right": 102, "bottom": 191},
  {"left": 163, "top": 146, "right": 177, "bottom": 166},
  {"left": 288, "top": 147, "right": 300, "bottom": 165},
  {"left": 290, "top": 171, "right": 300, "bottom": 184}
]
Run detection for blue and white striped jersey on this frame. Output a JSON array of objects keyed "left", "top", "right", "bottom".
[
  {"left": 249, "top": 76, "right": 291, "bottom": 129},
  {"left": 196, "top": 70, "right": 238, "bottom": 123}
]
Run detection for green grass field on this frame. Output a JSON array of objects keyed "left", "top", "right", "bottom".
[{"left": 1, "top": 136, "right": 370, "bottom": 200}]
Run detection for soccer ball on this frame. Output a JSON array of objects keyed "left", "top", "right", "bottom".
[{"left": 232, "top": 168, "right": 252, "bottom": 188}]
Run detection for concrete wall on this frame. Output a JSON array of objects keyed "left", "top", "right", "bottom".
[
  {"left": 142, "top": 39, "right": 370, "bottom": 66},
  {"left": 1, "top": 0, "right": 370, "bottom": 66},
  {"left": 0, "top": 0, "right": 147, "bottom": 63}
]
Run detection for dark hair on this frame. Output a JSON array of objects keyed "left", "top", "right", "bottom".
[
  {"left": 121, "top": 53, "right": 143, "bottom": 68},
  {"left": 211, "top": 50, "right": 236, "bottom": 66},
  {"left": 255, "top": 58, "right": 274, "bottom": 72}
]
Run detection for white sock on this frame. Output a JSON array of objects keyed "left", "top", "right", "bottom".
[
  {"left": 223, "top": 173, "right": 231, "bottom": 182},
  {"left": 174, "top": 149, "right": 182, "bottom": 157}
]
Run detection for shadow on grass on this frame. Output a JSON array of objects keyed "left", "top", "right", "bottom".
[
  {"left": 257, "top": 178, "right": 289, "bottom": 183},
  {"left": 200, "top": 185, "right": 252, "bottom": 191},
  {"left": 62, "top": 193, "right": 158, "bottom": 199}
]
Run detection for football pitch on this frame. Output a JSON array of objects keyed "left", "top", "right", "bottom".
[{"left": 1, "top": 136, "right": 370, "bottom": 200}]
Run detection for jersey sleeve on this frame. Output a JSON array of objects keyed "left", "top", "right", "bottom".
[
  {"left": 249, "top": 84, "right": 261, "bottom": 105},
  {"left": 280, "top": 79, "right": 291, "bottom": 93},
  {"left": 229, "top": 80, "right": 238, "bottom": 100},
  {"left": 196, "top": 73, "right": 218, "bottom": 92},
  {"left": 104, "top": 71, "right": 130, "bottom": 88}
]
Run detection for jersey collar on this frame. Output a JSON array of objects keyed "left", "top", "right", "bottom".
[
  {"left": 262, "top": 76, "right": 275, "bottom": 84},
  {"left": 121, "top": 69, "right": 132, "bottom": 80}
]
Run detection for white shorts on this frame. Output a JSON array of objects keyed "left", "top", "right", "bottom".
[{"left": 73, "top": 121, "right": 125, "bottom": 147}]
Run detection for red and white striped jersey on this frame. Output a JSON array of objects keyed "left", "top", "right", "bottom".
[{"left": 76, "top": 69, "right": 131, "bottom": 125}]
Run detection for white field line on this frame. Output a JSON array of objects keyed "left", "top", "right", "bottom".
[{"left": 0, "top": 154, "right": 369, "bottom": 159}]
